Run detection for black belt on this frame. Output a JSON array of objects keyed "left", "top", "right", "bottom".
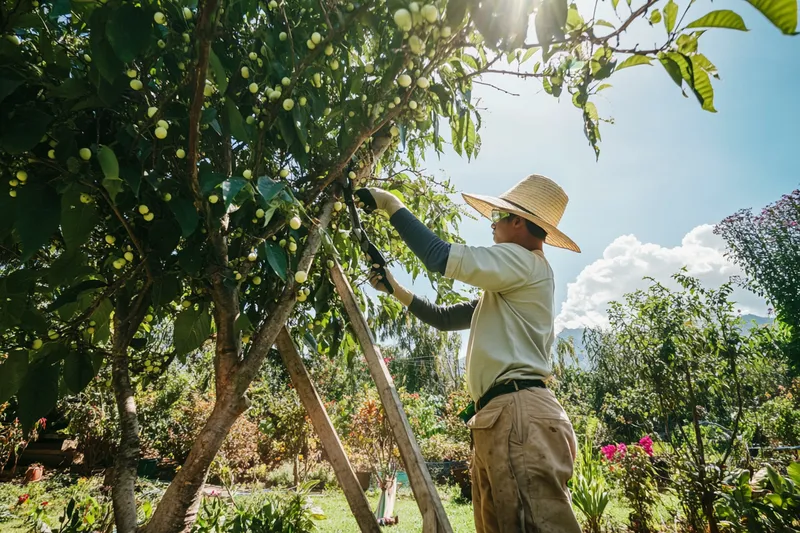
[{"left": 476, "top": 379, "right": 546, "bottom": 412}]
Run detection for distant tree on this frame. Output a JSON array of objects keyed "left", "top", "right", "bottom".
[{"left": 715, "top": 188, "right": 800, "bottom": 371}]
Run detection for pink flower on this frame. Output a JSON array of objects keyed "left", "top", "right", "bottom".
[
  {"left": 617, "top": 442, "right": 628, "bottom": 458},
  {"left": 600, "top": 444, "right": 617, "bottom": 461},
  {"left": 639, "top": 435, "right": 654, "bottom": 456},
  {"left": 18, "top": 494, "right": 29, "bottom": 505}
]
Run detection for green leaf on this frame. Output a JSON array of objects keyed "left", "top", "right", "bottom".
[
  {"left": 746, "top": 0, "right": 797, "bottom": 35},
  {"left": 17, "top": 361, "right": 61, "bottom": 435},
  {"left": 106, "top": 4, "right": 151, "bottom": 63},
  {"left": 535, "top": 0, "right": 568, "bottom": 46},
  {"left": 208, "top": 48, "right": 229, "bottom": 95},
  {"left": 664, "top": 0, "right": 678, "bottom": 34},
  {"left": 650, "top": 9, "right": 662, "bottom": 24},
  {"left": 464, "top": 113, "right": 476, "bottom": 160},
  {"left": 173, "top": 306, "right": 212, "bottom": 356},
  {"left": 263, "top": 241, "right": 287, "bottom": 281},
  {"left": 257, "top": 176, "right": 283, "bottom": 203},
  {"left": 616, "top": 55, "right": 653, "bottom": 71},
  {"left": 0, "top": 106, "right": 52, "bottom": 154},
  {"left": 89, "top": 8, "right": 122, "bottom": 83},
  {"left": 0, "top": 350, "right": 29, "bottom": 403},
  {"left": 98, "top": 145, "right": 120, "bottom": 180},
  {"left": 223, "top": 99, "right": 248, "bottom": 142},
  {"left": 687, "top": 10, "right": 748, "bottom": 31},
  {"left": 787, "top": 462, "right": 800, "bottom": 485},
  {"left": 102, "top": 177, "right": 124, "bottom": 204},
  {"left": 61, "top": 190, "right": 100, "bottom": 250},
  {"left": 64, "top": 351, "right": 97, "bottom": 394},
  {"left": 200, "top": 168, "right": 226, "bottom": 195},
  {"left": 0, "top": 69, "right": 24, "bottom": 105},
  {"left": 595, "top": 19, "right": 615, "bottom": 28},
  {"left": 659, "top": 55, "right": 684, "bottom": 89},
  {"left": 689, "top": 55, "right": 716, "bottom": 112},
  {"left": 222, "top": 178, "right": 247, "bottom": 208},
  {"left": 49, "top": 280, "right": 107, "bottom": 312},
  {"left": 16, "top": 183, "right": 60, "bottom": 262},
  {"left": 169, "top": 197, "right": 200, "bottom": 237},
  {"left": 445, "top": 0, "right": 468, "bottom": 27},
  {"left": 766, "top": 465, "right": 784, "bottom": 493}
]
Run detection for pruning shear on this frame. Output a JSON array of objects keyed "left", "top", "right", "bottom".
[{"left": 340, "top": 162, "right": 394, "bottom": 295}]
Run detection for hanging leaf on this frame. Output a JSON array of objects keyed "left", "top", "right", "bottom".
[
  {"left": 649, "top": 10, "right": 662, "bottom": 24},
  {"left": 16, "top": 183, "right": 60, "bottom": 262},
  {"left": 0, "top": 350, "right": 29, "bottom": 403},
  {"left": 658, "top": 54, "right": 684, "bottom": 89},
  {"left": 745, "top": 0, "right": 797, "bottom": 35},
  {"left": 0, "top": 69, "right": 24, "bottom": 104},
  {"left": 173, "top": 305, "right": 212, "bottom": 356},
  {"left": 169, "top": 197, "right": 200, "bottom": 237},
  {"left": 106, "top": 4, "right": 151, "bottom": 63},
  {"left": 616, "top": 55, "right": 653, "bottom": 71},
  {"left": 223, "top": 99, "right": 248, "bottom": 141},
  {"left": 257, "top": 176, "right": 283, "bottom": 203},
  {"left": 64, "top": 351, "right": 97, "bottom": 394},
  {"left": 687, "top": 10, "right": 748, "bottom": 31},
  {"left": 208, "top": 48, "right": 229, "bottom": 94},
  {"left": 61, "top": 190, "right": 100, "bottom": 250},
  {"left": 222, "top": 178, "right": 247, "bottom": 208},
  {"left": 263, "top": 241, "right": 287, "bottom": 281},
  {"left": 17, "top": 360, "right": 61, "bottom": 434},
  {"left": 663, "top": 0, "right": 679, "bottom": 34},
  {"left": 689, "top": 55, "right": 717, "bottom": 112},
  {"left": 464, "top": 114, "right": 476, "bottom": 161}
]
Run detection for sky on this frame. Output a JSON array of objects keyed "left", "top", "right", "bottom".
[{"left": 385, "top": 1, "right": 799, "bottom": 340}]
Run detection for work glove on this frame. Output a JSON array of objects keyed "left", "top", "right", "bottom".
[
  {"left": 368, "top": 268, "right": 413, "bottom": 307},
  {"left": 355, "top": 187, "right": 404, "bottom": 216}
]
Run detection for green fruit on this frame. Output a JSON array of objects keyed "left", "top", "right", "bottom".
[
  {"left": 397, "top": 74, "right": 412, "bottom": 87},
  {"left": 252, "top": 276, "right": 262, "bottom": 285},
  {"left": 295, "top": 271, "right": 308, "bottom": 283},
  {"left": 16, "top": 170, "right": 27, "bottom": 182},
  {"left": 80, "top": 193, "right": 92, "bottom": 204},
  {"left": 394, "top": 8, "right": 412, "bottom": 31},
  {"left": 124, "top": 251, "right": 134, "bottom": 262},
  {"left": 289, "top": 216, "right": 301, "bottom": 230},
  {"left": 279, "top": 168, "right": 289, "bottom": 178},
  {"left": 79, "top": 148, "right": 92, "bottom": 160},
  {"left": 138, "top": 204, "right": 149, "bottom": 215},
  {"left": 130, "top": 79, "right": 143, "bottom": 90},
  {"left": 183, "top": 7, "right": 192, "bottom": 19},
  {"left": 243, "top": 169, "right": 252, "bottom": 179},
  {"left": 105, "top": 235, "right": 116, "bottom": 244},
  {"left": 155, "top": 126, "right": 167, "bottom": 139},
  {"left": 154, "top": 11, "right": 166, "bottom": 24},
  {"left": 32, "top": 339, "right": 43, "bottom": 350},
  {"left": 241, "top": 66, "right": 250, "bottom": 78},
  {"left": 176, "top": 148, "right": 186, "bottom": 159},
  {"left": 209, "top": 194, "right": 219, "bottom": 204},
  {"left": 248, "top": 251, "right": 258, "bottom": 261},
  {"left": 143, "top": 212, "right": 154, "bottom": 222},
  {"left": 256, "top": 208, "right": 265, "bottom": 218}
]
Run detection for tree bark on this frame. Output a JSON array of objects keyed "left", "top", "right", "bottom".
[
  {"left": 140, "top": 395, "right": 247, "bottom": 533},
  {"left": 110, "top": 290, "right": 150, "bottom": 533}
]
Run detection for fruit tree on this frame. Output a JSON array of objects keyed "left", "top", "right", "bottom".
[{"left": 0, "top": 0, "right": 796, "bottom": 532}]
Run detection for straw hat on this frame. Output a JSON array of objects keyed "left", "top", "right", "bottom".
[{"left": 462, "top": 174, "right": 580, "bottom": 253}]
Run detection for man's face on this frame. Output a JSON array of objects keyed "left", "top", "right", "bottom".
[{"left": 491, "top": 210, "right": 516, "bottom": 244}]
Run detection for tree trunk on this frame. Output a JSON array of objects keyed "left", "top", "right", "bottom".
[
  {"left": 109, "top": 289, "right": 150, "bottom": 533},
  {"left": 140, "top": 396, "right": 247, "bottom": 533},
  {"left": 111, "top": 341, "right": 141, "bottom": 533}
]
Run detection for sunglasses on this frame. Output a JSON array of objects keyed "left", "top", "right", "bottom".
[{"left": 491, "top": 210, "right": 514, "bottom": 223}]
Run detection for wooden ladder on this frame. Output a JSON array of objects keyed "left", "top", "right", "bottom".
[{"left": 276, "top": 259, "right": 453, "bottom": 533}]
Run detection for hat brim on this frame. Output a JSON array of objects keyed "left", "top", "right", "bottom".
[{"left": 462, "top": 193, "right": 581, "bottom": 253}]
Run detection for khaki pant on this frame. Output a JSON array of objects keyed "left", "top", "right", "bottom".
[{"left": 468, "top": 388, "right": 581, "bottom": 533}]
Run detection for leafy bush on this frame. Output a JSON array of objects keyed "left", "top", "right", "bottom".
[
  {"left": 60, "top": 379, "right": 118, "bottom": 470},
  {"left": 716, "top": 462, "right": 800, "bottom": 532},
  {"left": 601, "top": 437, "right": 658, "bottom": 533},
  {"left": 192, "top": 483, "right": 324, "bottom": 533}
]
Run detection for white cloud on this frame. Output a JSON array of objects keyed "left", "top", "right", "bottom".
[{"left": 555, "top": 224, "right": 767, "bottom": 332}]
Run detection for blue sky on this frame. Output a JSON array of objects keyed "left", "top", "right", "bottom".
[{"left": 387, "top": 1, "right": 799, "bottom": 334}]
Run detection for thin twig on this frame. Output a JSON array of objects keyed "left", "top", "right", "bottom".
[{"left": 473, "top": 80, "right": 520, "bottom": 96}]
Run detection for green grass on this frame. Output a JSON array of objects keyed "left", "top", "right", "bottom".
[{"left": 311, "top": 485, "right": 475, "bottom": 533}]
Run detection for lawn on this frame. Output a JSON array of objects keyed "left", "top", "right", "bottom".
[{"left": 0, "top": 473, "right": 675, "bottom": 532}]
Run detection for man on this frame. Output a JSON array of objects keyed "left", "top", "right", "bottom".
[{"left": 356, "top": 174, "right": 582, "bottom": 533}]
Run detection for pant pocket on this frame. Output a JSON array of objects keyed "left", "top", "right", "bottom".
[{"left": 516, "top": 417, "right": 575, "bottom": 501}]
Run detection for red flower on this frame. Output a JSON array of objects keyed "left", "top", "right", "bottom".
[
  {"left": 18, "top": 494, "right": 30, "bottom": 505},
  {"left": 41, "top": 501, "right": 49, "bottom": 507},
  {"left": 37, "top": 417, "right": 47, "bottom": 429},
  {"left": 600, "top": 444, "right": 617, "bottom": 461},
  {"left": 639, "top": 435, "right": 654, "bottom": 457}
]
